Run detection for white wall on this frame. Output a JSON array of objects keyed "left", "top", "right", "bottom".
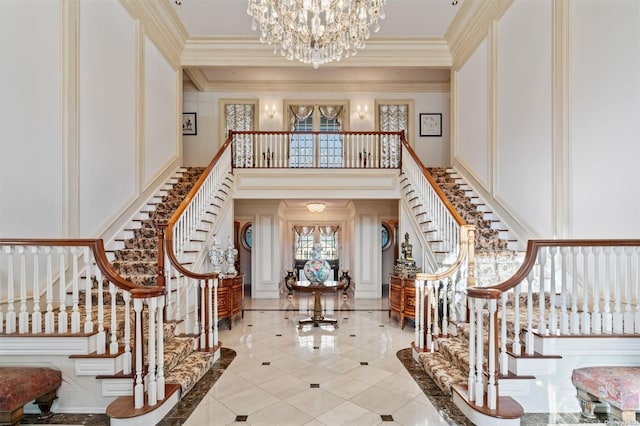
[
  {"left": 453, "top": 0, "right": 640, "bottom": 240},
  {"left": 0, "top": 0, "right": 63, "bottom": 237},
  {"left": 570, "top": 0, "right": 640, "bottom": 238},
  {"left": 1, "top": 1, "right": 182, "bottom": 240},
  {"left": 144, "top": 37, "right": 179, "bottom": 187},
  {"left": 496, "top": 0, "right": 553, "bottom": 237},
  {"left": 79, "top": 0, "right": 136, "bottom": 236},
  {"left": 182, "top": 90, "right": 450, "bottom": 168},
  {"left": 456, "top": 38, "right": 489, "bottom": 188}
]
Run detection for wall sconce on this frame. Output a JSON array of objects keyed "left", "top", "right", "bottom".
[
  {"left": 306, "top": 202, "right": 326, "bottom": 213},
  {"left": 357, "top": 105, "right": 368, "bottom": 120},
  {"left": 264, "top": 104, "right": 276, "bottom": 119}
]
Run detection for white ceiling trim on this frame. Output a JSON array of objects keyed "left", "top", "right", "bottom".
[
  {"left": 184, "top": 78, "right": 450, "bottom": 94},
  {"left": 119, "top": 0, "right": 188, "bottom": 69},
  {"left": 181, "top": 37, "right": 452, "bottom": 68}
]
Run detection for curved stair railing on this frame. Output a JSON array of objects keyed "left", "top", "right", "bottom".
[
  {"left": 400, "top": 140, "right": 467, "bottom": 265},
  {"left": 0, "top": 239, "right": 165, "bottom": 409},
  {"left": 163, "top": 137, "right": 234, "bottom": 350},
  {"left": 413, "top": 225, "right": 476, "bottom": 351},
  {"left": 465, "top": 239, "right": 640, "bottom": 412}
]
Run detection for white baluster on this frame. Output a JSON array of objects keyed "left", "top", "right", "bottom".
[
  {"left": 174, "top": 268, "right": 182, "bottom": 323},
  {"left": 538, "top": 249, "right": 547, "bottom": 335},
  {"left": 414, "top": 280, "right": 421, "bottom": 350},
  {"left": 95, "top": 268, "right": 105, "bottom": 354},
  {"left": 71, "top": 247, "right": 80, "bottom": 333},
  {"left": 147, "top": 297, "right": 158, "bottom": 406},
  {"left": 487, "top": 298, "right": 498, "bottom": 410},
  {"left": 570, "top": 247, "right": 580, "bottom": 334},
  {"left": 548, "top": 247, "right": 558, "bottom": 335},
  {"left": 500, "top": 292, "right": 508, "bottom": 376},
  {"left": 592, "top": 247, "right": 602, "bottom": 334},
  {"left": 426, "top": 283, "right": 433, "bottom": 351},
  {"left": 123, "top": 291, "right": 132, "bottom": 375},
  {"left": 560, "top": 247, "right": 569, "bottom": 334},
  {"left": 525, "top": 270, "right": 535, "bottom": 355},
  {"left": 84, "top": 247, "right": 93, "bottom": 333},
  {"left": 441, "top": 278, "right": 449, "bottom": 337},
  {"left": 207, "top": 278, "right": 214, "bottom": 349},
  {"left": 200, "top": 279, "right": 206, "bottom": 348},
  {"left": 467, "top": 297, "right": 476, "bottom": 402},
  {"left": 432, "top": 281, "right": 440, "bottom": 338},
  {"left": 157, "top": 295, "right": 165, "bottom": 400},
  {"left": 602, "top": 247, "right": 613, "bottom": 333},
  {"left": 19, "top": 247, "right": 28, "bottom": 334},
  {"left": 624, "top": 247, "right": 635, "bottom": 333},
  {"left": 58, "top": 247, "right": 68, "bottom": 333},
  {"left": 45, "top": 248, "right": 54, "bottom": 333},
  {"left": 31, "top": 247, "right": 42, "bottom": 334},
  {"left": 613, "top": 247, "right": 623, "bottom": 333},
  {"left": 512, "top": 283, "right": 521, "bottom": 355},
  {"left": 109, "top": 283, "right": 118, "bottom": 354},
  {"left": 6, "top": 248, "right": 16, "bottom": 334},
  {"left": 133, "top": 298, "right": 144, "bottom": 409},
  {"left": 474, "top": 298, "right": 485, "bottom": 407},
  {"left": 213, "top": 277, "right": 219, "bottom": 349},
  {"left": 581, "top": 247, "right": 591, "bottom": 334}
]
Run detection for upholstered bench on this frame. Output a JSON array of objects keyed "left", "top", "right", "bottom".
[
  {"left": 571, "top": 366, "right": 640, "bottom": 423},
  {"left": 0, "top": 367, "right": 62, "bottom": 425}
]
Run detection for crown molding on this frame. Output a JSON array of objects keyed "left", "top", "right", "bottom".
[
  {"left": 184, "top": 79, "right": 449, "bottom": 94},
  {"left": 183, "top": 68, "right": 208, "bottom": 92},
  {"left": 445, "top": 0, "right": 513, "bottom": 70},
  {"left": 181, "top": 37, "right": 452, "bottom": 68},
  {"left": 119, "top": 0, "right": 187, "bottom": 69}
]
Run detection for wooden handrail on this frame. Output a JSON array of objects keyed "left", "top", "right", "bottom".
[
  {"left": 400, "top": 139, "right": 466, "bottom": 226},
  {"left": 0, "top": 238, "right": 156, "bottom": 297},
  {"left": 467, "top": 238, "right": 640, "bottom": 299},
  {"left": 164, "top": 136, "right": 234, "bottom": 279}
]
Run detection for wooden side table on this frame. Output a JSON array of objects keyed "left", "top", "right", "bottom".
[
  {"left": 216, "top": 274, "right": 244, "bottom": 329},
  {"left": 291, "top": 280, "right": 345, "bottom": 328}
]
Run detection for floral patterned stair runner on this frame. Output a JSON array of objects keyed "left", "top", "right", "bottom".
[{"left": 107, "top": 166, "right": 214, "bottom": 397}]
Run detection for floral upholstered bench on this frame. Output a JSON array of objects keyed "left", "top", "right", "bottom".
[
  {"left": 0, "top": 367, "right": 62, "bottom": 425},
  {"left": 571, "top": 366, "right": 640, "bottom": 423}
]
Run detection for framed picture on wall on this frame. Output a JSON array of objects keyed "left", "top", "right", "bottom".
[
  {"left": 182, "top": 112, "right": 197, "bottom": 136},
  {"left": 419, "top": 113, "right": 442, "bottom": 137}
]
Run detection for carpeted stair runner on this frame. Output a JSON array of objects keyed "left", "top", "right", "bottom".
[
  {"left": 427, "top": 167, "right": 523, "bottom": 286},
  {"left": 106, "top": 166, "right": 217, "bottom": 398},
  {"left": 409, "top": 167, "right": 535, "bottom": 397},
  {"left": 417, "top": 292, "right": 544, "bottom": 396}
]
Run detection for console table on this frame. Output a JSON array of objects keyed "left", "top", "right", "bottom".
[
  {"left": 290, "top": 280, "right": 345, "bottom": 328},
  {"left": 389, "top": 275, "right": 416, "bottom": 329},
  {"left": 216, "top": 274, "right": 244, "bottom": 329}
]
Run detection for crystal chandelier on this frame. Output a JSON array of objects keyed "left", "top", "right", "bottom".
[{"left": 247, "top": 0, "right": 387, "bottom": 69}]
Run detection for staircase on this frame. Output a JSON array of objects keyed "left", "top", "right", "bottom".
[
  {"left": 427, "top": 167, "right": 524, "bottom": 286},
  {"left": 103, "top": 166, "right": 225, "bottom": 422}
]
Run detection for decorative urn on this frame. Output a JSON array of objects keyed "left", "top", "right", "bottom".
[{"left": 303, "top": 243, "right": 332, "bottom": 284}]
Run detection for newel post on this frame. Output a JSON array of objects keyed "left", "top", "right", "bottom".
[{"left": 155, "top": 219, "right": 168, "bottom": 288}]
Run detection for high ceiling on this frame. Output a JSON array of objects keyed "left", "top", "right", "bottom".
[{"left": 170, "top": 0, "right": 464, "bottom": 91}]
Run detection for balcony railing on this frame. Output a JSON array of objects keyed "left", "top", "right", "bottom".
[{"left": 229, "top": 130, "right": 405, "bottom": 169}]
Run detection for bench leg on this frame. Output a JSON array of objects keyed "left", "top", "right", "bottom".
[
  {"left": 621, "top": 410, "right": 637, "bottom": 423},
  {"left": 35, "top": 389, "right": 58, "bottom": 419},
  {"left": 576, "top": 389, "right": 598, "bottom": 419}
]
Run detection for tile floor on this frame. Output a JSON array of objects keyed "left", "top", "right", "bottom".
[
  {"left": 182, "top": 292, "right": 453, "bottom": 426},
  {"left": 22, "top": 288, "right": 620, "bottom": 425}
]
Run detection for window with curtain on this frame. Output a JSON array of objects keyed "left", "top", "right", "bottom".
[
  {"left": 293, "top": 225, "right": 339, "bottom": 260},
  {"left": 224, "top": 103, "right": 255, "bottom": 167},
  {"left": 377, "top": 103, "right": 410, "bottom": 168},
  {"left": 288, "top": 102, "right": 346, "bottom": 168}
]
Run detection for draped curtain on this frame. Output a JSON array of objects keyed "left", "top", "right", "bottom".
[
  {"left": 318, "top": 105, "right": 343, "bottom": 130},
  {"left": 289, "top": 105, "right": 314, "bottom": 131},
  {"left": 226, "top": 104, "right": 255, "bottom": 167},
  {"left": 378, "top": 104, "right": 408, "bottom": 168}
]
